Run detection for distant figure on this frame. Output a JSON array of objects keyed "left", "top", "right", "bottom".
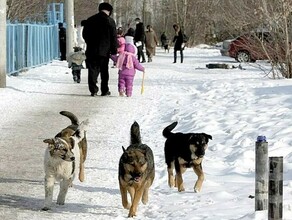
[
  {"left": 111, "top": 43, "right": 145, "bottom": 97},
  {"left": 58, "top": 22, "right": 66, "bottom": 61},
  {"left": 145, "top": 25, "right": 158, "bottom": 62},
  {"left": 67, "top": 46, "right": 86, "bottom": 83},
  {"left": 172, "top": 24, "right": 185, "bottom": 63},
  {"left": 160, "top": 31, "right": 169, "bottom": 53},
  {"left": 134, "top": 17, "right": 146, "bottom": 63},
  {"left": 82, "top": 2, "right": 118, "bottom": 97}
]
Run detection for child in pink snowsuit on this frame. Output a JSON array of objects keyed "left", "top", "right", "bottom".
[{"left": 111, "top": 43, "right": 145, "bottom": 97}]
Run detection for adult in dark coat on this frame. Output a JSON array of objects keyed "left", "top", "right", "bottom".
[
  {"left": 58, "top": 22, "right": 66, "bottom": 61},
  {"left": 82, "top": 2, "right": 118, "bottom": 96},
  {"left": 172, "top": 24, "right": 185, "bottom": 63},
  {"left": 134, "top": 17, "right": 146, "bottom": 63}
]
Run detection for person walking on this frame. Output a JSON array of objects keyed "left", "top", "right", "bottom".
[
  {"left": 172, "top": 24, "right": 185, "bottom": 63},
  {"left": 134, "top": 18, "right": 146, "bottom": 63},
  {"left": 111, "top": 43, "right": 145, "bottom": 97},
  {"left": 160, "top": 31, "right": 169, "bottom": 53},
  {"left": 82, "top": 2, "right": 118, "bottom": 97},
  {"left": 67, "top": 46, "right": 86, "bottom": 83},
  {"left": 145, "top": 25, "right": 158, "bottom": 62}
]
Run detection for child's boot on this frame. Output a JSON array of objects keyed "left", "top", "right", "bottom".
[{"left": 77, "top": 71, "right": 81, "bottom": 83}]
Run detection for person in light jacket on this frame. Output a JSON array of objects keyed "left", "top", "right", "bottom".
[{"left": 145, "top": 25, "right": 158, "bottom": 62}]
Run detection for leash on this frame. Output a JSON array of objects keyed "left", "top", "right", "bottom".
[{"left": 141, "top": 71, "right": 145, "bottom": 95}]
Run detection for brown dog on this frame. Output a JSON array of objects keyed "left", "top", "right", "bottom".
[
  {"left": 118, "top": 121, "right": 155, "bottom": 217},
  {"left": 162, "top": 122, "right": 212, "bottom": 193}
]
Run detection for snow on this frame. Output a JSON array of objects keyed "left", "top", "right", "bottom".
[{"left": 1, "top": 46, "right": 292, "bottom": 220}]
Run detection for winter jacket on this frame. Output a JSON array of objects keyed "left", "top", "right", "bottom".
[
  {"left": 145, "top": 29, "right": 158, "bottom": 57},
  {"left": 82, "top": 11, "right": 117, "bottom": 59},
  {"left": 111, "top": 44, "right": 144, "bottom": 77},
  {"left": 134, "top": 22, "right": 145, "bottom": 43},
  {"left": 67, "top": 50, "right": 86, "bottom": 67},
  {"left": 173, "top": 30, "right": 184, "bottom": 50}
]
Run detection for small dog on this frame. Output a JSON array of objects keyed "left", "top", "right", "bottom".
[
  {"left": 162, "top": 122, "right": 212, "bottom": 193},
  {"left": 118, "top": 121, "right": 155, "bottom": 217},
  {"left": 42, "top": 111, "right": 88, "bottom": 211}
]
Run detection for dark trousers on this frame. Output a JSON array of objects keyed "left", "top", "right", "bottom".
[
  {"left": 174, "top": 49, "right": 183, "bottom": 63},
  {"left": 137, "top": 45, "right": 146, "bottom": 62},
  {"left": 60, "top": 42, "right": 66, "bottom": 61},
  {"left": 86, "top": 56, "right": 110, "bottom": 95}
]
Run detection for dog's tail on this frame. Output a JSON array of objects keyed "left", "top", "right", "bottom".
[
  {"left": 162, "top": 121, "right": 178, "bottom": 138},
  {"left": 72, "top": 119, "right": 89, "bottom": 140},
  {"left": 130, "top": 121, "right": 141, "bottom": 144},
  {"left": 60, "top": 111, "right": 79, "bottom": 125}
]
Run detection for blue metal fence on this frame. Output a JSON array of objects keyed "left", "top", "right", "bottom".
[{"left": 6, "top": 22, "right": 59, "bottom": 75}]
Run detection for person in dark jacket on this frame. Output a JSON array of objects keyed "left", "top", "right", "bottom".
[
  {"left": 134, "top": 17, "right": 146, "bottom": 63},
  {"left": 82, "top": 2, "right": 118, "bottom": 96},
  {"left": 172, "top": 24, "right": 185, "bottom": 63},
  {"left": 58, "top": 22, "right": 66, "bottom": 61}
]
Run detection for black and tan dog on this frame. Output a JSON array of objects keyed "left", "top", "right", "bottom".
[
  {"left": 118, "top": 121, "right": 155, "bottom": 217},
  {"left": 42, "top": 111, "right": 88, "bottom": 211},
  {"left": 162, "top": 121, "right": 212, "bottom": 193}
]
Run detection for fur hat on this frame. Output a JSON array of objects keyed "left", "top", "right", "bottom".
[
  {"left": 134, "top": 18, "right": 141, "bottom": 22},
  {"left": 98, "top": 2, "right": 113, "bottom": 13}
]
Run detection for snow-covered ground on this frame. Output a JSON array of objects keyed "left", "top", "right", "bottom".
[{"left": 0, "top": 46, "right": 292, "bottom": 220}]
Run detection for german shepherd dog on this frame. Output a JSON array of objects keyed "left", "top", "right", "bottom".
[
  {"left": 42, "top": 111, "right": 88, "bottom": 211},
  {"left": 162, "top": 122, "right": 212, "bottom": 193},
  {"left": 118, "top": 121, "right": 155, "bottom": 217}
]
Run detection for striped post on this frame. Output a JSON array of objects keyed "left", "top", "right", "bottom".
[
  {"left": 268, "top": 157, "right": 283, "bottom": 220},
  {"left": 255, "top": 135, "right": 268, "bottom": 211}
]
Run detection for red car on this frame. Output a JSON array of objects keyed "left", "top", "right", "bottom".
[{"left": 228, "top": 32, "right": 274, "bottom": 62}]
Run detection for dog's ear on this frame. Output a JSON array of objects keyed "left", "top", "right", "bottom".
[
  {"left": 122, "top": 146, "right": 126, "bottom": 152},
  {"left": 203, "top": 133, "right": 212, "bottom": 141},
  {"left": 43, "top": 139, "right": 54, "bottom": 145}
]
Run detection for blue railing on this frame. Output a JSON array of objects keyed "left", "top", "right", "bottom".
[{"left": 6, "top": 21, "right": 59, "bottom": 75}]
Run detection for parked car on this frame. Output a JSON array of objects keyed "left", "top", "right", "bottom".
[{"left": 228, "top": 32, "right": 274, "bottom": 62}]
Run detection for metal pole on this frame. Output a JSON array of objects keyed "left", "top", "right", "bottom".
[
  {"left": 0, "top": 0, "right": 6, "bottom": 88},
  {"left": 255, "top": 135, "right": 268, "bottom": 211},
  {"left": 268, "top": 157, "right": 283, "bottom": 220},
  {"left": 65, "top": 0, "right": 74, "bottom": 56}
]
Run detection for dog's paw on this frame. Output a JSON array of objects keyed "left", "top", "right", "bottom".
[
  {"left": 123, "top": 202, "right": 131, "bottom": 210},
  {"left": 178, "top": 187, "right": 185, "bottom": 192},
  {"left": 194, "top": 188, "right": 200, "bottom": 193},
  {"left": 41, "top": 207, "right": 51, "bottom": 211},
  {"left": 142, "top": 197, "right": 148, "bottom": 205},
  {"left": 56, "top": 200, "right": 65, "bottom": 205},
  {"left": 128, "top": 210, "right": 137, "bottom": 218}
]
